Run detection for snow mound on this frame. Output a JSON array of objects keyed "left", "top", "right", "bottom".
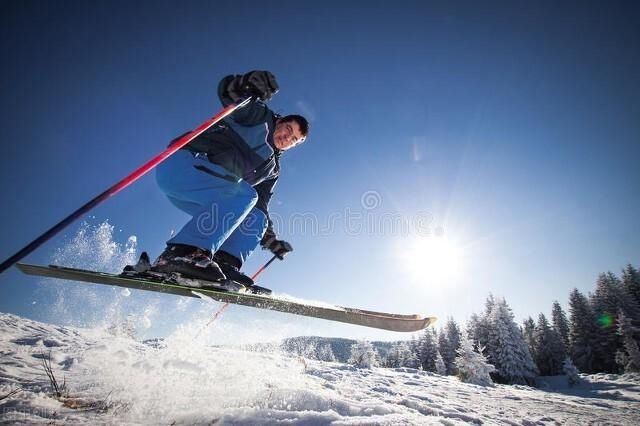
[{"left": 1, "top": 313, "right": 640, "bottom": 425}]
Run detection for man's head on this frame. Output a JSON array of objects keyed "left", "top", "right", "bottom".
[{"left": 273, "top": 114, "right": 309, "bottom": 151}]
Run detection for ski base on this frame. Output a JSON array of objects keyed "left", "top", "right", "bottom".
[{"left": 16, "top": 263, "right": 436, "bottom": 332}]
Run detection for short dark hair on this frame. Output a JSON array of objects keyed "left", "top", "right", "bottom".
[{"left": 281, "top": 114, "right": 309, "bottom": 137}]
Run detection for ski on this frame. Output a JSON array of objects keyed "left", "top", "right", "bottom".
[{"left": 16, "top": 263, "right": 436, "bottom": 332}]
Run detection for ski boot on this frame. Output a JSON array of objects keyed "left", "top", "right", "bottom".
[
  {"left": 213, "top": 251, "right": 254, "bottom": 286},
  {"left": 149, "top": 244, "right": 244, "bottom": 292},
  {"left": 123, "top": 251, "right": 152, "bottom": 274},
  {"left": 213, "top": 251, "right": 273, "bottom": 296}
]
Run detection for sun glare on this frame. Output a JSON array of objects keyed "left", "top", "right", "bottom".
[{"left": 402, "top": 236, "right": 463, "bottom": 282}]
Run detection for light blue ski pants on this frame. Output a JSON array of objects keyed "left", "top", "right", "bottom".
[{"left": 156, "top": 150, "right": 268, "bottom": 264}]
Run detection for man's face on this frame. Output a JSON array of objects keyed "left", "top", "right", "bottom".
[{"left": 273, "top": 119, "right": 305, "bottom": 151}]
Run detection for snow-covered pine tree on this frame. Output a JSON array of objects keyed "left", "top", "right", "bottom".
[
  {"left": 438, "top": 329, "right": 451, "bottom": 373},
  {"left": 444, "top": 318, "right": 462, "bottom": 375},
  {"left": 562, "top": 357, "right": 580, "bottom": 386},
  {"left": 301, "top": 341, "right": 318, "bottom": 360},
  {"left": 285, "top": 339, "right": 317, "bottom": 360},
  {"left": 467, "top": 296, "right": 494, "bottom": 352},
  {"left": 406, "top": 348, "right": 420, "bottom": 369},
  {"left": 467, "top": 313, "right": 482, "bottom": 348},
  {"left": 409, "top": 334, "right": 420, "bottom": 357},
  {"left": 487, "top": 298, "right": 538, "bottom": 384},
  {"left": 384, "top": 344, "right": 398, "bottom": 368},
  {"left": 522, "top": 316, "right": 536, "bottom": 359},
  {"left": 484, "top": 294, "right": 497, "bottom": 316},
  {"left": 455, "top": 331, "right": 495, "bottom": 386},
  {"left": 533, "top": 313, "right": 566, "bottom": 376},
  {"left": 281, "top": 337, "right": 317, "bottom": 359},
  {"left": 616, "top": 309, "right": 640, "bottom": 372},
  {"left": 568, "top": 288, "right": 596, "bottom": 373},
  {"left": 348, "top": 340, "right": 378, "bottom": 369},
  {"left": 407, "top": 335, "right": 421, "bottom": 369},
  {"left": 483, "top": 294, "right": 497, "bottom": 341},
  {"left": 418, "top": 328, "right": 438, "bottom": 372},
  {"left": 619, "top": 265, "right": 640, "bottom": 346},
  {"left": 622, "top": 265, "right": 640, "bottom": 316},
  {"left": 317, "top": 344, "right": 337, "bottom": 362},
  {"left": 551, "top": 301, "right": 570, "bottom": 352},
  {"left": 385, "top": 341, "right": 415, "bottom": 368},
  {"left": 399, "top": 341, "right": 418, "bottom": 368},
  {"left": 591, "top": 272, "right": 626, "bottom": 372},
  {"left": 435, "top": 351, "right": 447, "bottom": 375}
]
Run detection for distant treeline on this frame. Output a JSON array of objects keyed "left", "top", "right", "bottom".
[{"left": 273, "top": 264, "right": 640, "bottom": 385}]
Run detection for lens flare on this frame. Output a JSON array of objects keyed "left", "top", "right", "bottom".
[{"left": 597, "top": 312, "right": 615, "bottom": 328}]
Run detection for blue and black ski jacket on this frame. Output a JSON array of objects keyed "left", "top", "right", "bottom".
[{"left": 179, "top": 74, "right": 281, "bottom": 218}]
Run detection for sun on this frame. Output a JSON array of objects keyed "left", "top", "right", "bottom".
[{"left": 401, "top": 236, "right": 463, "bottom": 282}]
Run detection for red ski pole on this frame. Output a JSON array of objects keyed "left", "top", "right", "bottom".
[
  {"left": 250, "top": 254, "right": 279, "bottom": 281},
  {"left": 0, "top": 98, "right": 252, "bottom": 274}
]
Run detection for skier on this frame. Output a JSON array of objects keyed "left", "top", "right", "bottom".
[{"left": 151, "top": 70, "right": 309, "bottom": 289}]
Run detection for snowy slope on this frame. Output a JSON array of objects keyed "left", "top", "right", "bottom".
[{"left": 1, "top": 313, "right": 639, "bottom": 425}]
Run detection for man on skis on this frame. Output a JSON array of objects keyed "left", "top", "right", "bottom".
[{"left": 151, "top": 70, "right": 309, "bottom": 290}]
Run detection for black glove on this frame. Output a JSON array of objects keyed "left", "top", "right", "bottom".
[
  {"left": 261, "top": 228, "right": 293, "bottom": 260},
  {"left": 242, "top": 70, "right": 279, "bottom": 101},
  {"left": 226, "top": 70, "right": 279, "bottom": 102}
]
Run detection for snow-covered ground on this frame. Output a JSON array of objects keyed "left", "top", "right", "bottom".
[{"left": 1, "top": 313, "right": 639, "bottom": 425}]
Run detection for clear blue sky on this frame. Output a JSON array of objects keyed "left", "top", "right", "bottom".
[{"left": 1, "top": 0, "right": 638, "bottom": 341}]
